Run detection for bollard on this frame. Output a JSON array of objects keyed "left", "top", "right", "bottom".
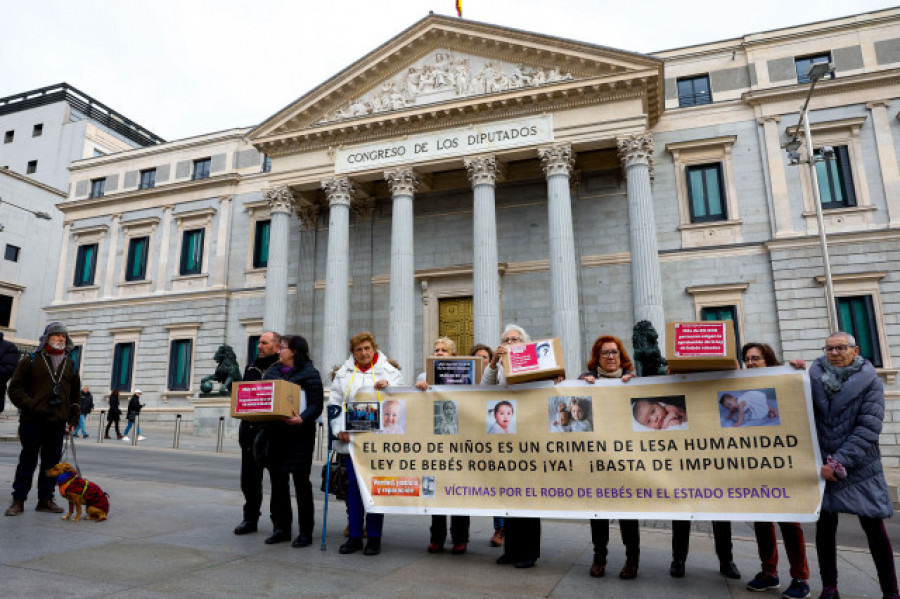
[
  {"left": 216, "top": 416, "right": 225, "bottom": 453},
  {"left": 316, "top": 422, "right": 324, "bottom": 461},
  {"left": 132, "top": 414, "right": 140, "bottom": 446},
  {"left": 97, "top": 410, "right": 106, "bottom": 444},
  {"left": 173, "top": 414, "right": 182, "bottom": 449}
]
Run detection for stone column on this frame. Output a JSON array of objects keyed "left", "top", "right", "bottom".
[
  {"left": 213, "top": 195, "right": 232, "bottom": 288},
  {"left": 464, "top": 155, "right": 503, "bottom": 348},
  {"left": 53, "top": 220, "right": 72, "bottom": 302},
  {"left": 385, "top": 168, "right": 418, "bottom": 383},
  {"left": 618, "top": 134, "right": 666, "bottom": 348},
  {"left": 263, "top": 187, "right": 295, "bottom": 334},
  {"left": 867, "top": 100, "right": 900, "bottom": 226},
  {"left": 321, "top": 177, "right": 354, "bottom": 377},
  {"left": 153, "top": 205, "right": 173, "bottom": 293},
  {"left": 539, "top": 144, "right": 582, "bottom": 378},
  {"left": 294, "top": 195, "right": 319, "bottom": 338},
  {"left": 102, "top": 213, "right": 121, "bottom": 298}
]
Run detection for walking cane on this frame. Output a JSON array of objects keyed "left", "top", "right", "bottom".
[{"left": 320, "top": 404, "right": 342, "bottom": 551}]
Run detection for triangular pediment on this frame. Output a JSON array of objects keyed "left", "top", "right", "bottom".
[{"left": 250, "top": 14, "right": 663, "bottom": 154}]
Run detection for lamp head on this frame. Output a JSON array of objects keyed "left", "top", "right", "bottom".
[
  {"left": 783, "top": 139, "right": 802, "bottom": 152},
  {"left": 787, "top": 151, "right": 802, "bottom": 166},
  {"left": 807, "top": 61, "right": 834, "bottom": 82}
]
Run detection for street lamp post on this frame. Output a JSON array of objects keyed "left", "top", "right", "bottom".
[
  {"left": 783, "top": 61, "right": 840, "bottom": 333},
  {"left": 0, "top": 197, "right": 53, "bottom": 232}
]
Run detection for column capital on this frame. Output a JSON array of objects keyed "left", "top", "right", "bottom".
[
  {"left": 263, "top": 186, "right": 295, "bottom": 214},
  {"left": 294, "top": 193, "right": 319, "bottom": 230},
  {"left": 218, "top": 194, "right": 233, "bottom": 204},
  {"left": 111, "top": 212, "right": 122, "bottom": 221},
  {"left": 384, "top": 167, "right": 419, "bottom": 196},
  {"left": 757, "top": 115, "right": 781, "bottom": 125},
  {"left": 617, "top": 133, "right": 654, "bottom": 179},
  {"left": 538, "top": 144, "right": 575, "bottom": 177},
  {"left": 866, "top": 99, "right": 891, "bottom": 109},
  {"left": 464, "top": 155, "right": 505, "bottom": 186},
  {"left": 321, "top": 176, "right": 354, "bottom": 207}
]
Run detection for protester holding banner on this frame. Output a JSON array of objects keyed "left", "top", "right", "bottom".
[
  {"left": 260, "top": 334, "right": 323, "bottom": 548},
  {"left": 484, "top": 324, "right": 542, "bottom": 569},
  {"left": 416, "top": 337, "right": 471, "bottom": 555},
  {"left": 810, "top": 332, "right": 898, "bottom": 599},
  {"left": 741, "top": 342, "right": 812, "bottom": 599},
  {"left": 329, "top": 332, "right": 404, "bottom": 556},
  {"left": 578, "top": 334, "right": 641, "bottom": 579},
  {"left": 470, "top": 343, "right": 505, "bottom": 548}
]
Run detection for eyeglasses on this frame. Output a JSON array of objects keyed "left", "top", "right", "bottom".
[
  {"left": 743, "top": 356, "right": 764, "bottom": 363},
  {"left": 823, "top": 344, "right": 853, "bottom": 353},
  {"left": 600, "top": 350, "right": 619, "bottom": 357},
  {"left": 501, "top": 336, "right": 522, "bottom": 344}
]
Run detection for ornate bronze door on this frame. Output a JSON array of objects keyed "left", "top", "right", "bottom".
[{"left": 438, "top": 296, "right": 474, "bottom": 355}]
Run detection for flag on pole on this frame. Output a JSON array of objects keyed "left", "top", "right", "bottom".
[{"left": 456, "top": 0, "right": 462, "bottom": 17}]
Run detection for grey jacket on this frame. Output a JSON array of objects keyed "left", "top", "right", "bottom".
[{"left": 810, "top": 356, "right": 893, "bottom": 519}]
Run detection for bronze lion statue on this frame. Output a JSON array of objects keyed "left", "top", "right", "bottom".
[
  {"left": 632, "top": 320, "right": 667, "bottom": 377},
  {"left": 200, "top": 345, "right": 242, "bottom": 395}
]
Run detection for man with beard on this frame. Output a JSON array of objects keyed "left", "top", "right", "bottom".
[
  {"left": 5, "top": 322, "right": 80, "bottom": 516},
  {"left": 233, "top": 331, "right": 282, "bottom": 535}
]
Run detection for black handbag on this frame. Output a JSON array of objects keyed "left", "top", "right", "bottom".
[{"left": 321, "top": 453, "right": 348, "bottom": 501}]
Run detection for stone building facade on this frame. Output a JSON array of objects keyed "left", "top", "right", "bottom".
[{"left": 49, "top": 9, "right": 900, "bottom": 457}]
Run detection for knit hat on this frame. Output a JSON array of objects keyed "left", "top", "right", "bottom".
[
  {"left": 38, "top": 321, "right": 73, "bottom": 353},
  {"left": 135, "top": 390, "right": 142, "bottom": 395}
]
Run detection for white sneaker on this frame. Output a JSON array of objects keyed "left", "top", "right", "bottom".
[
  {"left": 137, "top": 436, "right": 146, "bottom": 441},
  {"left": 121, "top": 436, "right": 130, "bottom": 441}
]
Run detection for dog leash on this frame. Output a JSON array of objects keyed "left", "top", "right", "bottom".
[{"left": 63, "top": 432, "right": 82, "bottom": 477}]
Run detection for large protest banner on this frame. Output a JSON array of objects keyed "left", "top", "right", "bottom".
[{"left": 348, "top": 366, "right": 823, "bottom": 521}]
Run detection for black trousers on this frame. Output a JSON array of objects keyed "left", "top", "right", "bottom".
[
  {"left": 504, "top": 517, "right": 541, "bottom": 562},
  {"left": 430, "top": 515, "right": 470, "bottom": 544},
  {"left": 591, "top": 518, "right": 640, "bottom": 561},
  {"left": 12, "top": 420, "right": 65, "bottom": 501},
  {"left": 268, "top": 458, "right": 314, "bottom": 534},
  {"left": 672, "top": 520, "right": 732, "bottom": 562},
  {"left": 240, "top": 446, "right": 264, "bottom": 523},
  {"left": 105, "top": 415, "right": 121, "bottom": 437}
]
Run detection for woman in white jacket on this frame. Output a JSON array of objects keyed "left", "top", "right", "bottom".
[{"left": 329, "top": 331, "right": 403, "bottom": 556}]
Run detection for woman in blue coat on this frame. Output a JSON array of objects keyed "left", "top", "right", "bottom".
[
  {"left": 261, "top": 334, "right": 324, "bottom": 548},
  {"left": 810, "top": 332, "right": 897, "bottom": 599}
]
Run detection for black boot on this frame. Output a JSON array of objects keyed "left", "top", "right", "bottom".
[
  {"left": 363, "top": 537, "right": 381, "bottom": 556},
  {"left": 234, "top": 520, "right": 258, "bottom": 535},
  {"left": 292, "top": 532, "right": 312, "bottom": 548},
  {"left": 339, "top": 537, "right": 364, "bottom": 554},
  {"left": 264, "top": 529, "right": 291, "bottom": 544}
]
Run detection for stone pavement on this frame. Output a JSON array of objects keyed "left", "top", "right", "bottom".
[{"left": 0, "top": 412, "right": 897, "bottom": 598}]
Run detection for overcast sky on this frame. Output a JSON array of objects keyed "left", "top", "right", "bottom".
[{"left": 2, "top": 0, "right": 896, "bottom": 141}]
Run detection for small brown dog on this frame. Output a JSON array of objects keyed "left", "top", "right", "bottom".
[{"left": 45, "top": 463, "right": 110, "bottom": 522}]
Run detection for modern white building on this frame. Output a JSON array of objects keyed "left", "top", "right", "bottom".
[
  {"left": 0, "top": 83, "right": 162, "bottom": 350},
  {"left": 48, "top": 9, "right": 900, "bottom": 461}
]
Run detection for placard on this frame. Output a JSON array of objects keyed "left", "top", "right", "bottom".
[{"left": 425, "top": 356, "right": 483, "bottom": 385}]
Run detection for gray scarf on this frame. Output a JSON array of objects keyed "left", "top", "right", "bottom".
[{"left": 820, "top": 356, "right": 865, "bottom": 397}]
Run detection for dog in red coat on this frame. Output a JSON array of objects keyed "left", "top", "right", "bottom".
[{"left": 45, "top": 463, "right": 110, "bottom": 522}]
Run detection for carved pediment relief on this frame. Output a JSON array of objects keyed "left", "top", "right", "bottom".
[{"left": 320, "top": 49, "right": 575, "bottom": 124}]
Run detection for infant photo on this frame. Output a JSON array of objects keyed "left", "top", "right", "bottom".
[
  {"left": 548, "top": 396, "right": 593, "bottom": 432},
  {"left": 631, "top": 395, "right": 688, "bottom": 432},
  {"left": 717, "top": 388, "right": 780, "bottom": 428},
  {"left": 377, "top": 399, "right": 405, "bottom": 434},
  {"left": 434, "top": 400, "right": 459, "bottom": 435},
  {"left": 487, "top": 399, "right": 516, "bottom": 434}
]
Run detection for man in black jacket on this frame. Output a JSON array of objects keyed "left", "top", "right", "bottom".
[
  {"left": 0, "top": 331, "right": 20, "bottom": 413},
  {"left": 73, "top": 386, "right": 94, "bottom": 438},
  {"left": 234, "top": 331, "right": 282, "bottom": 535}
]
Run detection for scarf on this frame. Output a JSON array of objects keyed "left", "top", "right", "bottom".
[
  {"left": 597, "top": 367, "right": 623, "bottom": 379},
  {"left": 819, "top": 356, "right": 865, "bottom": 397},
  {"left": 356, "top": 353, "right": 379, "bottom": 373}
]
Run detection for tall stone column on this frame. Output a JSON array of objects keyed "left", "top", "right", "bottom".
[
  {"left": 618, "top": 134, "right": 666, "bottom": 348},
  {"left": 321, "top": 177, "right": 354, "bottom": 376},
  {"left": 213, "top": 195, "right": 232, "bottom": 288},
  {"left": 539, "top": 144, "right": 582, "bottom": 378},
  {"left": 385, "top": 168, "right": 418, "bottom": 383},
  {"left": 294, "top": 195, "right": 319, "bottom": 339},
  {"left": 263, "top": 187, "right": 295, "bottom": 333},
  {"left": 102, "top": 213, "right": 121, "bottom": 298},
  {"left": 53, "top": 220, "right": 73, "bottom": 302},
  {"left": 153, "top": 205, "right": 174, "bottom": 293},
  {"left": 464, "top": 155, "right": 503, "bottom": 348}
]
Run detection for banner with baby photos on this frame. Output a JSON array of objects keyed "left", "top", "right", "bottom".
[{"left": 348, "top": 366, "right": 824, "bottom": 521}]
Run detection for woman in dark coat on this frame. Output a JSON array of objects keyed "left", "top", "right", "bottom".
[
  {"left": 810, "top": 332, "right": 897, "bottom": 599},
  {"left": 104, "top": 390, "right": 122, "bottom": 439},
  {"left": 261, "top": 334, "right": 324, "bottom": 548}
]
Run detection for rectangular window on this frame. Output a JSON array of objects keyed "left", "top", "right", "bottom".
[
  {"left": 89, "top": 178, "right": 106, "bottom": 198},
  {"left": 837, "top": 296, "right": 882, "bottom": 367},
  {"left": 261, "top": 154, "right": 272, "bottom": 173},
  {"left": 253, "top": 220, "right": 270, "bottom": 268},
  {"left": 247, "top": 335, "right": 260, "bottom": 366},
  {"left": 4, "top": 244, "right": 20, "bottom": 262},
  {"left": 3, "top": 130, "right": 13, "bottom": 143},
  {"left": 815, "top": 145, "right": 856, "bottom": 209},
  {"left": 700, "top": 305, "right": 741, "bottom": 356},
  {"left": 73, "top": 243, "right": 98, "bottom": 287},
  {"left": 111, "top": 342, "right": 135, "bottom": 391},
  {"left": 796, "top": 53, "right": 834, "bottom": 84},
  {"left": 179, "top": 229, "right": 204, "bottom": 275},
  {"left": 686, "top": 163, "right": 727, "bottom": 222},
  {"left": 125, "top": 236, "right": 149, "bottom": 281},
  {"left": 92, "top": 148, "right": 104, "bottom": 157},
  {"left": 0, "top": 294, "right": 12, "bottom": 328},
  {"left": 70, "top": 346, "right": 82, "bottom": 373},
  {"left": 32, "top": 124, "right": 43, "bottom": 137},
  {"left": 677, "top": 75, "right": 711, "bottom": 107},
  {"left": 139, "top": 168, "right": 156, "bottom": 190},
  {"left": 192, "top": 158, "right": 211, "bottom": 180},
  {"left": 26, "top": 160, "right": 37, "bottom": 174},
  {"left": 168, "top": 339, "right": 193, "bottom": 391}
]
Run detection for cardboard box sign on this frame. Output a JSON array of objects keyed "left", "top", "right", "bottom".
[
  {"left": 502, "top": 337, "right": 566, "bottom": 384},
  {"left": 425, "top": 356, "right": 483, "bottom": 385},
  {"left": 231, "top": 380, "right": 306, "bottom": 421},
  {"left": 666, "top": 321, "right": 738, "bottom": 372}
]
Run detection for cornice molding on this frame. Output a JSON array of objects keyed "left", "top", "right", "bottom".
[
  {"left": 0, "top": 168, "right": 67, "bottom": 197},
  {"left": 742, "top": 70, "right": 900, "bottom": 107},
  {"left": 59, "top": 173, "right": 241, "bottom": 214}
]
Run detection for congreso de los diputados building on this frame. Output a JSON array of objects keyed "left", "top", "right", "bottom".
[{"left": 46, "top": 9, "right": 900, "bottom": 454}]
